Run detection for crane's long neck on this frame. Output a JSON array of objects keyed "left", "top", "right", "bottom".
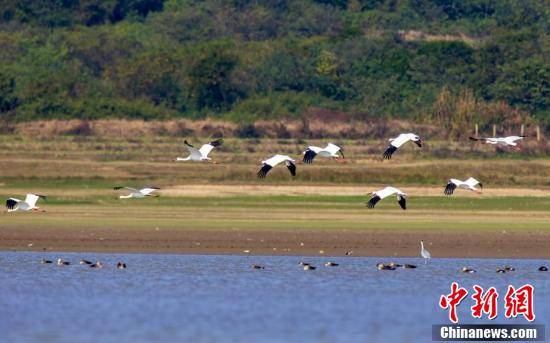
[
  {"left": 119, "top": 194, "right": 133, "bottom": 199},
  {"left": 421, "top": 241, "right": 424, "bottom": 250},
  {"left": 176, "top": 156, "right": 191, "bottom": 161}
]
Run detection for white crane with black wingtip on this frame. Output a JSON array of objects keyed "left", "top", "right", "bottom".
[
  {"left": 175, "top": 138, "right": 223, "bottom": 162},
  {"left": 469, "top": 135, "right": 525, "bottom": 147},
  {"left": 382, "top": 133, "right": 423, "bottom": 160},
  {"left": 444, "top": 177, "right": 483, "bottom": 195},
  {"left": 302, "top": 143, "right": 345, "bottom": 164},
  {"left": 257, "top": 155, "right": 296, "bottom": 179},
  {"left": 114, "top": 187, "right": 160, "bottom": 199},
  {"left": 366, "top": 186, "right": 407, "bottom": 210},
  {"left": 6, "top": 194, "right": 47, "bottom": 212}
]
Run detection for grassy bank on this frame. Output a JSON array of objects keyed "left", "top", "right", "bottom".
[
  {"left": 0, "top": 135, "right": 549, "bottom": 188},
  {"left": 1, "top": 193, "right": 549, "bottom": 231}
]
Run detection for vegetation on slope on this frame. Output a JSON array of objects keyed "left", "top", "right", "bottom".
[{"left": 0, "top": 0, "right": 547, "bottom": 133}]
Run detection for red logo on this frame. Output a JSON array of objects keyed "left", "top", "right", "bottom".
[
  {"left": 439, "top": 282, "right": 468, "bottom": 323},
  {"left": 439, "top": 283, "right": 535, "bottom": 323},
  {"left": 504, "top": 284, "right": 535, "bottom": 322},
  {"left": 471, "top": 285, "right": 498, "bottom": 320}
]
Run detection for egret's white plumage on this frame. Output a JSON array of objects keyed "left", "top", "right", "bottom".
[
  {"left": 6, "top": 193, "right": 46, "bottom": 212},
  {"left": 383, "top": 133, "right": 422, "bottom": 159},
  {"left": 176, "top": 138, "right": 223, "bottom": 162},
  {"left": 257, "top": 154, "right": 296, "bottom": 178},
  {"left": 420, "top": 240, "right": 431, "bottom": 263},
  {"left": 367, "top": 186, "right": 407, "bottom": 210},
  {"left": 114, "top": 186, "right": 160, "bottom": 199},
  {"left": 444, "top": 177, "right": 483, "bottom": 195},
  {"left": 469, "top": 135, "right": 525, "bottom": 147},
  {"left": 303, "top": 143, "right": 344, "bottom": 164}
]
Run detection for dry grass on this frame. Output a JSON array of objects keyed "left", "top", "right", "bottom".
[
  {"left": 7, "top": 119, "right": 546, "bottom": 142},
  {"left": 0, "top": 135, "right": 548, "bottom": 188}
]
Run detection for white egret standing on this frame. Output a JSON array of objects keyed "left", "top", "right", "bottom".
[{"left": 420, "top": 240, "right": 431, "bottom": 264}]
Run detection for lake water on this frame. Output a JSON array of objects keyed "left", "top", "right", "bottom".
[{"left": 0, "top": 252, "right": 548, "bottom": 343}]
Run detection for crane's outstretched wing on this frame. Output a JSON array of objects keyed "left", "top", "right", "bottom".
[
  {"left": 444, "top": 182, "right": 457, "bottom": 195},
  {"left": 469, "top": 136, "right": 496, "bottom": 144},
  {"left": 6, "top": 198, "right": 20, "bottom": 210},
  {"left": 141, "top": 187, "right": 160, "bottom": 195},
  {"left": 465, "top": 177, "right": 482, "bottom": 189},
  {"left": 286, "top": 161, "right": 296, "bottom": 176},
  {"left": 25, "top": 194, "right": 46, "bottom": 207},
  {"left": 325, "top": 143, "right": 343, "bottom": 157},
  {"left": 257, "top": 164, "right": 272, "bottom": 178},
  {"left": 199, "top": 138, "right": 224, "bottom": 157},
  {"left": 114, "top": 186, "right": 137, "bottom": 191},
  {"left": 397, "top": 195, "right": 407, "bottom": 210},
  {"left": 303, "top": 149, "right": 317, "bottom": 164},
  {"left": 367, "top": 195, "right": 381, "bottom": 209},
  {"left": 382, "top": 145, "right": 397, "bottom": 160}
]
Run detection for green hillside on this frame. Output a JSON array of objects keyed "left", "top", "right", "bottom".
[{"left": 0, "top": 0, "right": 547, "bottom": 129}]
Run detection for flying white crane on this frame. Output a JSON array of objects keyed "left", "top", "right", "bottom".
[
  {"left": 114, "top": 187, "right": 160, "bottom": 199},
  {"left": 257, "top": 155, "right": 296, "bottom": 178},
  {"left": 444, "top": 177, "right": 483, "bottom": 195},
  {"left": 469, "top": 135, "right": 525, "bottom": 147},
  {"left": 302, "top": 143, "right": 345, "bottom": 164},
  {"left": 420, "top": 240, "right": 431, "bottom": 264},
  {"left": 5, "top": 194, "right": 46, "bottom": 212},
  {"left": 176, "top": 138, "right": 223, "bottom": 162},
  {"left": 382, "top": 133, "right": 422, "bottom": 160},
  {"left": 367, "top": 186, "right": 407, "bottom": 210}
]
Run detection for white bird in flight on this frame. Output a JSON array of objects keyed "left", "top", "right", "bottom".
[
  {"left": 367, "top": 186, "right": 407, "bottom": 210},
  {"left": 302, "top": 143, "right": 345, "bottom": 164},
  {"left": 383, "top": 133, "right": 422, "bottom": 160},
  {"left": 420, "top": 240, "right": 431, "bottom": 263},
  {"left": 469, "top": 135, "right": 525, "bottom": 147},
  {"left": 114, "top": 187, "right": 160, "bottom": 199},
  {"left": 444, "top": 177, "right": 483, "bottom": 195},
  {"left": 5, "top": 193, "right": 47, "bottom": 212},
  {"left": 257, "top": 155, "right": 296, "bottom": 178},
  {"left": 176, "top": 138, "right": 223, "bottom": 162}
]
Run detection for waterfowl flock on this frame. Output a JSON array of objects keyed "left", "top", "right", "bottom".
[
  {"left": 39, "top": 252, "right": 547, "bottom": 274},
  {"left": 39, "top": 258, "right": 126, "bottom": 269}
]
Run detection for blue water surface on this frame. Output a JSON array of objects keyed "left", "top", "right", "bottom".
[{"left": 0, "top": 252, "right": 548, "bottom": 343}]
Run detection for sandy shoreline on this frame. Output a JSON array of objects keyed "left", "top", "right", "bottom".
[{"left": 2, "top": 227, "right": 549, "bottom": 259}]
